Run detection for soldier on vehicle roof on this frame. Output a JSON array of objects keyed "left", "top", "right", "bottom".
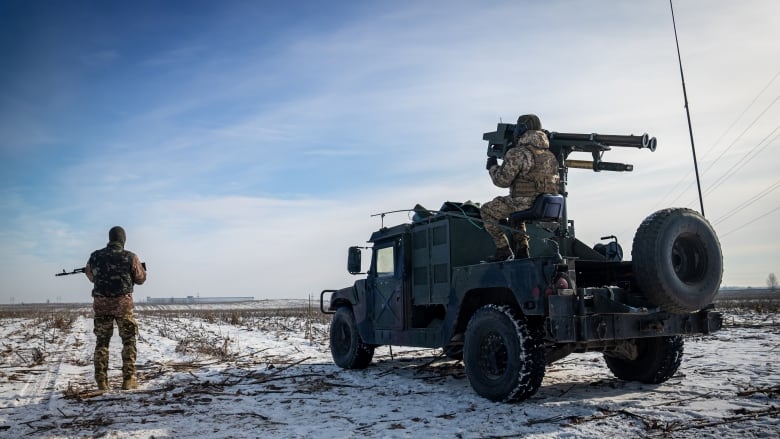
[
  {"left": 481, "top": 114, "right": 560, "bottom": 262},
  {"left": 85, "top": 226, "right": 146, "bottom": 391}
]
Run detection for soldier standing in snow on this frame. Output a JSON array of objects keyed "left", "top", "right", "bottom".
[
  {"left": 85, "top": 226, "right": 146, "bottom": 390},
  {"left": 481, "top": 114, "right": 560, "bottom": 262}
]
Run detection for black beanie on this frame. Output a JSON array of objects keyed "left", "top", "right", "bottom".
[{"left": 109, "top": 226, "right": 126, "bottom": 245}]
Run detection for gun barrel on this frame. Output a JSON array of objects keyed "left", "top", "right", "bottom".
[
  {"left": 550, "top": 132, "right": 657, "bottom": 151},
  {"left": 55, "top": 267, "right": 86, "bottom": 277},
  {"left": 565, "top": 160, "right": 594, "bottom": 170},
  {"left": 565, "top": 160, "right": 634, "bottom": 172}
]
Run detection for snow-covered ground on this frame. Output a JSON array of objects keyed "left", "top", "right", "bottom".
[{"left": 1, "top": 305, "right": 777, "bottom": 438}]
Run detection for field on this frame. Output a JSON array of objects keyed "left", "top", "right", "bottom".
[{"left": 0, "top": 300, "right": 778, "bottom": 438}]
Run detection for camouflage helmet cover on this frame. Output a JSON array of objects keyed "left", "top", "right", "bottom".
[{"left": 516, "top": 114, "right": 542, "bottom": 133}]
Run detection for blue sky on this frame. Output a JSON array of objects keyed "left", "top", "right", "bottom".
[{"left": 1, "top": 0, "right": 778, "bottom": 303}]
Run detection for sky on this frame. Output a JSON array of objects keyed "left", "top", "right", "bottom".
[{"left": 1, "top": 0, "right": 778, "bottom": 304}]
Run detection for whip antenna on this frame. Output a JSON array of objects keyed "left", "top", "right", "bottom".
[{"left": 670, "top": 0, "right": 705, "bottom": 216}]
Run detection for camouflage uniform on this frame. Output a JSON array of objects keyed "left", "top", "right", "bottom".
[
  {"left": 481, "top": 130, "right": 560, "bottom": 256},
  {"left": 85, "top": 226, "right": 146, "bottom": 390}
]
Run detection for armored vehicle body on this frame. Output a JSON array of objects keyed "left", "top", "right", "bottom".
[{"left": 321, "top": 123, "right": 723, "bottom": 402}]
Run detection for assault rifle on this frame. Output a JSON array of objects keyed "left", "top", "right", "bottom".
[
  {"left": 55, "top": 262, "right": 146, "bottom": 277},
  {"left": 56, "top": 267, "right": 86, "bottom": 276},
  {"left": 483, "top": 122, "right": 657, "bottom": 172}
]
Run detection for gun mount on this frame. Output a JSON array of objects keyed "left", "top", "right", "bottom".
[
  {"left": 483, "top": 122, "right": 656, "bottom": 173},
  {"left": 483, "top": 122, "right": 658, "bottom": 242}
]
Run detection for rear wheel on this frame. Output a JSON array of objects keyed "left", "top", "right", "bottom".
[
  {"left": 463, "top": 305, "right": 545, "bottom": 402},
  {"left": 330, "top": 307, "right": 374, "bottom": 369},
  {"left": 632, "top": 208, "right": 722, "bottom": 312},
  {"left": 604, "top": 336, "right": 684, "bottom": 384}
]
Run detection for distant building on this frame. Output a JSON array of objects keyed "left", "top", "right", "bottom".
[{"left": 145, "top": 296, "right": 254, "bottom": 304}]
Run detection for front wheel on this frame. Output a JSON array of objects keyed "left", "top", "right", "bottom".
[
  {"left": 330, "top": 307, "right": 374, "bottom": 369},
  {"left": 463, "top": 305, "right": 545, "bottom": 402},
  {"left": 604, "top": 336, "right": 684, "bottom": 384}
]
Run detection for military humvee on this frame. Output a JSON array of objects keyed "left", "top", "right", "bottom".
[{"left": 320, "top": 123, "right": 723, "bottom": 402}]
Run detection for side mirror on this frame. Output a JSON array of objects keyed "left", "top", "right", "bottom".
[{"left": 347, "top": 246, "right": 362, "bottom": 275}]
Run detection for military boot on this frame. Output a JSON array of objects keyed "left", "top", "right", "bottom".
[
  {"left": 94, "top": 351, "right": 109, "bottom": 391},
  {"left": 121, "top": 375, "right": 137, "bottom": 390},
  {"left": 121, "top": 360, "right": 137, "bottom": 390},
  {"left": 485, "top": 246, "right": 513, "bottom": 263},
  {"left": 96, "top": 377, "right": 109, "bottom": 391},
  {"left": 119, "top": 329, "right": 138, "bottom": 391},
  {"left": 510, "top": 226, "right": 530, "bottom": 259},
  {"left": 514, "top": 245, "right": 530, "bottom": 259},
  {"left": 121, "top": 357, "right": 137, "bottom": 390}
]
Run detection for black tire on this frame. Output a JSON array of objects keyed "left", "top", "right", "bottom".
[
  {"left": 330, "top": 307, "right": 374, "bottom": 369},
  {"left": 632, "top": 208, "right": 722, "bottom": 313},
  {"left": 604, "top": 336, "right": 684, "bottom": 384},
  {"left": 463, "top": 305, "right": 545, "bottom": 402}
]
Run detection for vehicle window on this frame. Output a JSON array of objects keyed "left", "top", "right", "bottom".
[{"left": 376, "top": 246, "right": 395, "bottom": 277}]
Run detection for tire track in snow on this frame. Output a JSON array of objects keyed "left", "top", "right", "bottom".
[{"left": 6, "top": 316, "right": 87, "bottom": 418}]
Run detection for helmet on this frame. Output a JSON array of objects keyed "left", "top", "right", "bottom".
[{"left": 514, "top": 114, "right": 542, "bottom": 138}]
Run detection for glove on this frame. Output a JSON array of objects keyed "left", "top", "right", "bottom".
[{"left": 486, "top": 156, "right": 498, "bottom": 170}]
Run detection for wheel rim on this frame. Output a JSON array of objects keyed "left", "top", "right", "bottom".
[
  {"left": 671, "top": 234, "right": 707, "bottom": 284},
  {"left": 477, "top": 331, "right": 508, "bottom": 379}
]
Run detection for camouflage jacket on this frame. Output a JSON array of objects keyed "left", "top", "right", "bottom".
[{"left": 489, "top": 130, "right": 560, "bottom": 197}]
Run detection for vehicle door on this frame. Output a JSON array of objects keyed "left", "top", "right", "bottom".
[{"left": 370, "top": 239, "right": 404, "bottom": 330}]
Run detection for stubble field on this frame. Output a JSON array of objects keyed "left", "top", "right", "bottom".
[{"left": 0, "top": 299, "right": 778, "bottom": 438}]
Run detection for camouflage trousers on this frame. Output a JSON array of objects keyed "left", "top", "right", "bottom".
[
  {"left": 93, "top": 312, "right": 138, "bottom": 383},
  {"left": 480, "top": 195, "right": 536, "bottom": 251}
]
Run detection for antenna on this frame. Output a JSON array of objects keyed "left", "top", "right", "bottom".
[{"left": 670, "top": 0, "right": 705, "bottom": 216}]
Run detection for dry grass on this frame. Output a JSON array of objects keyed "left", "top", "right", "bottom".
[
  {"left": 0, "top": 303, "right": 331, "bottom": 325},
  {"left": 175, "top": 331, "right": 234, "bottom": 359},
  {"left": 137, "top": 306, "right": 332, "bottom": 327},
  {"left": 0, "top": 310, "right": 80, "bottom": 367},
  {"left": 2, "top": 297, "right": 777, "bottom": 326},
  {"left": 715, "top": 298, "right": 780, "bottom": 314},
  {"left": 0, "top": 303, "right": 332, "bottom": 366}
]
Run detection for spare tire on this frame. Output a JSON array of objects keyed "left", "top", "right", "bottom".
[{"left": 632, "top": 208, "right": 722, "bottom": 312}]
